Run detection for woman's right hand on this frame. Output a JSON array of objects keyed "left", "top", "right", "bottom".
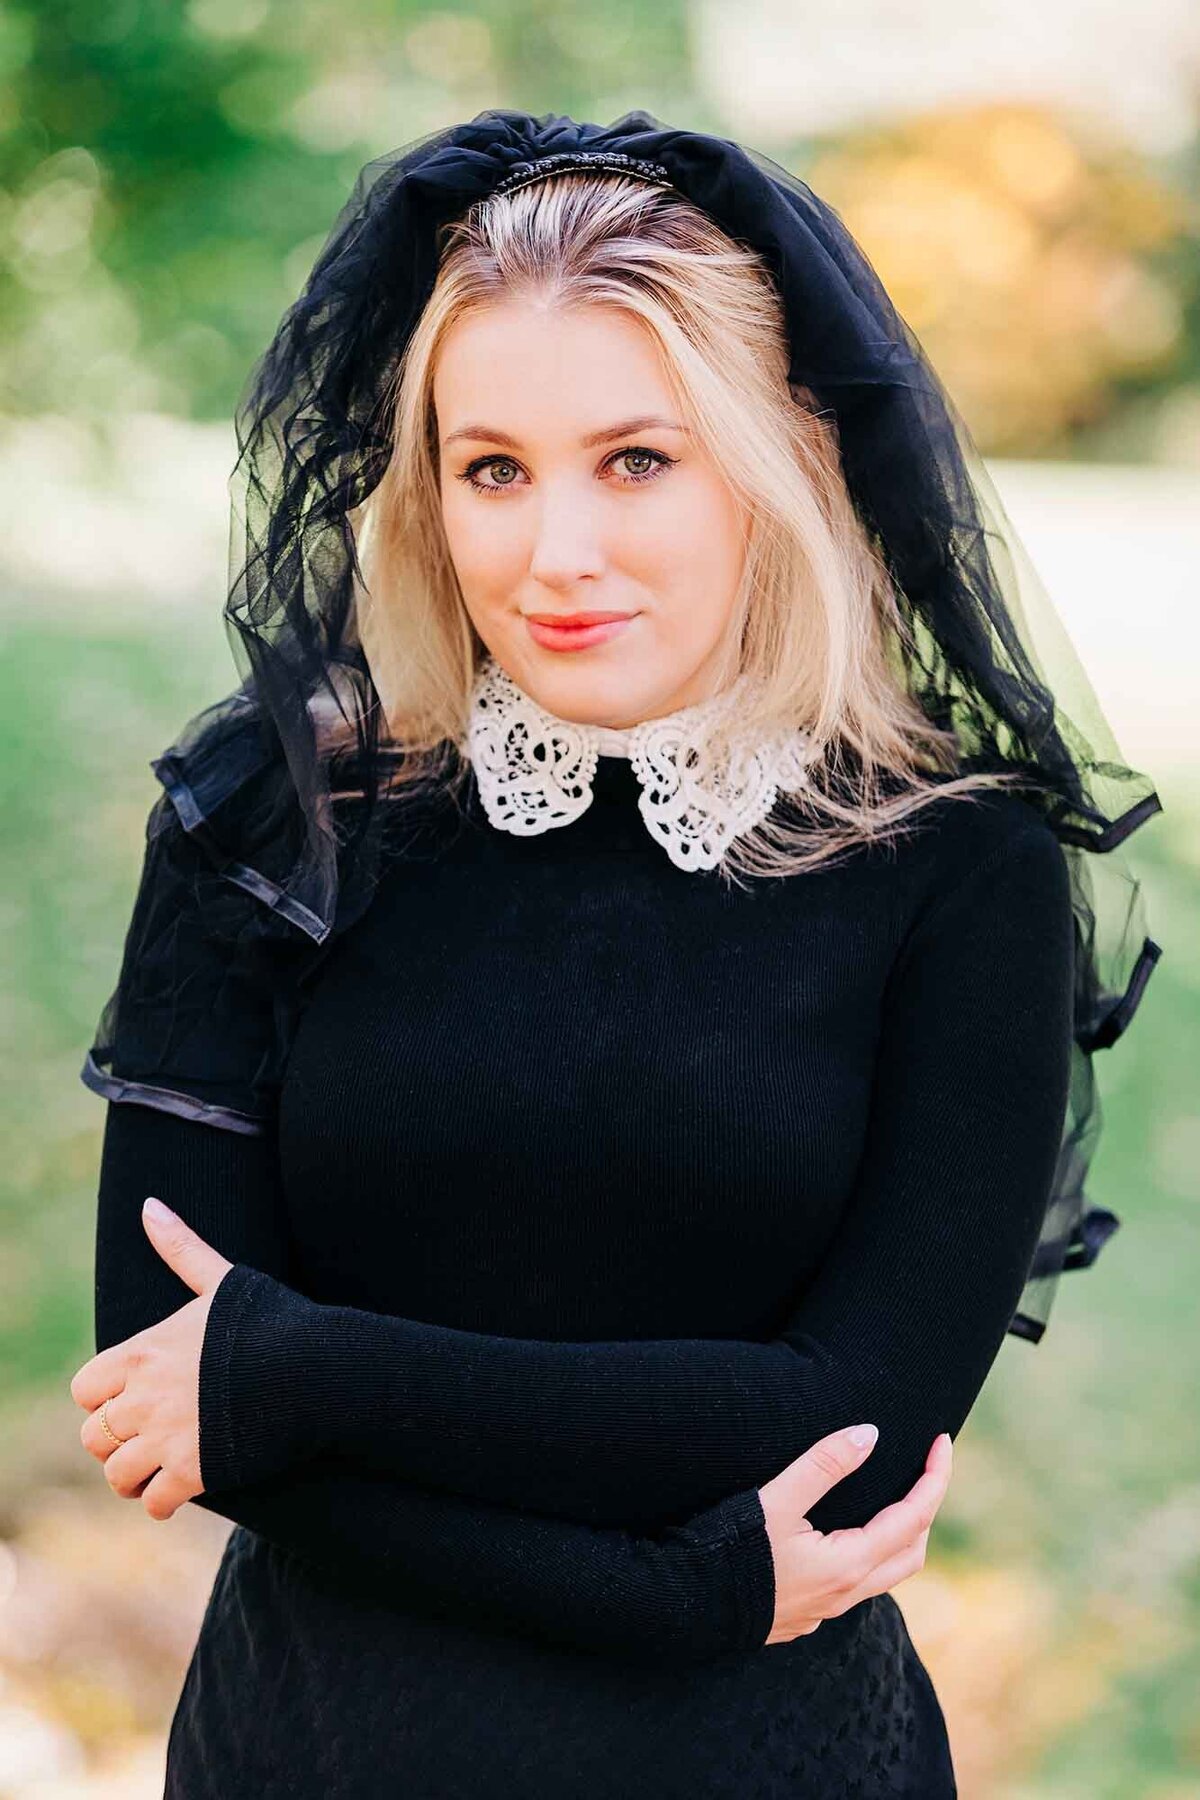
[{"left": 757, "top": 1425, "right": 953, "bottom": 1646}]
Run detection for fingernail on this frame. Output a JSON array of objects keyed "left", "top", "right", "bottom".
[
  {"left": 143, "top": 1196, "right": 175, "bottom": 1222},
  {"left": 848, "top": 1423, "right": 878, "bottom": 1450}
]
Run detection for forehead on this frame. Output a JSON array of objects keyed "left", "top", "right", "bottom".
[{"left": 434, "top": 302, "right": 677, "bottom": 442}]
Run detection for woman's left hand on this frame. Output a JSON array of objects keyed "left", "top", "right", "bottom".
[{"left": 70, "top": 1198, "right": 234, "bottom": 1520}]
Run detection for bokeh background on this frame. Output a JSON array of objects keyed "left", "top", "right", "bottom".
[{"left": 2, "top": 3, "right": 1198, "bottom": 1794}]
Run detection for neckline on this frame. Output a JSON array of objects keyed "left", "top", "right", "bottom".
[
  {"left": 462, "top": 655, "right": 817, "bottom": 874},
  {"left": 492, "top": 661, "right": 754, "bottom": 756}
]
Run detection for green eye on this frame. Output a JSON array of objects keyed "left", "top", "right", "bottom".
[{"left": 456, "top": 446, "right": 677, "bottom": 498}]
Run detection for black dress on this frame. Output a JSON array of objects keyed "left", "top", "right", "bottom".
[{"left": 90, "top": 752, "right": 1076, "bottom": 1797}]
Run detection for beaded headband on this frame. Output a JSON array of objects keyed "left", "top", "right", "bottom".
[{"left": 488, "top": 150, "right": 677, "bottom": 200}]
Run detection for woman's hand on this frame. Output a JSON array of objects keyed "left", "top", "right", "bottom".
[
  {"left": 69, "top": 1197, "right": 234, "bottom": 1521},
  {"left": 758, "top": 1423, "right": 952, "bottom": 1645}
]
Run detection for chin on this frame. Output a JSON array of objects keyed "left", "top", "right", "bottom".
[
  {"left": 524, "top": 660, "right": 659, "bottom": 727},
  {"left": 492, "top": 634, "right": 642, "bottom": 710}
]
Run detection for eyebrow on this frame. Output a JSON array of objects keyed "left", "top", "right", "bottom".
[{"left": 441, "top": 415, "right": 689, "bottom": 451}]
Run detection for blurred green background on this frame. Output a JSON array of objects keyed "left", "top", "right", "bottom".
[{"left": 1, "top": 3, "right": 1197, "bottom": 1795}]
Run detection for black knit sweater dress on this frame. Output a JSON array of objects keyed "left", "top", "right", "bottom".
[{"left": 89, "top": 749, "right": 1076, "bottom": 1798}]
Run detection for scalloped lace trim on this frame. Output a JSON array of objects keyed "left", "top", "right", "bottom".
[{"left": 465, "top": 655, "right": 816, "bottom": 873}]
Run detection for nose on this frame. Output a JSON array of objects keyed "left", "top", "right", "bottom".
[{"left": 527, "top": 480, "right": 606, "bottom": 589}]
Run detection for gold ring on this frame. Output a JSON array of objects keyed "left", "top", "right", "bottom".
[{"left": 98, "top": 1399, "right": 126, "bottom": 1447}]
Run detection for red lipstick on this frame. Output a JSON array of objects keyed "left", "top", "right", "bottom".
[{"left": 524, "top": 612, "right": 638, "bottom": 652}]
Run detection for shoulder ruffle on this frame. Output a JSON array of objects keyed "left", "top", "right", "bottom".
[{"left": 80, "top": 695, "right": 341, "bottom": 1136}]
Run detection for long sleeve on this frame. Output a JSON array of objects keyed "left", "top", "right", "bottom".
[
  {"left": 91, "top": 1100, "right": 775, "bottom": 1666},
  {"left": 198, "top": 821, "right": 1076, "bottom": 1538},
  {"left": 187, "top": 1470, "right": 770, "bottom": 1669}
]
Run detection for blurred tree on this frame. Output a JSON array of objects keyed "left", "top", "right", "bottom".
[
  {"left": 3, "top": 9, "right": 1196, "bottom": 459},
  {"left": 806, "top": 101, "right": 1198, "bottom": 457},
  {"left": 0, "top": 0, "right": 694, "bottom": 421}
]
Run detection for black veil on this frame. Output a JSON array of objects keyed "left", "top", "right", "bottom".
[{"left": 81, "top": 107, "right": 1164, "bottom": 1344}]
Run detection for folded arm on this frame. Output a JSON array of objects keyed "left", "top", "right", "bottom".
[
  {"left": 185, "top": 1469, "right": 770, "bottom": 1668},
  {"left": 92, "top": 1100, "right": 775, "bottom": 1666},
  {"left": 193, "top": 823, "right": 1076, "bottom": 1537}
]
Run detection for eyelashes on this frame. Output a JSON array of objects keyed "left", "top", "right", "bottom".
[{"left": 454, "top": 446, "right": 678, "bottom": 500}]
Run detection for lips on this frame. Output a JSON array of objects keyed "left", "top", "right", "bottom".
[
  {"left": 524, "top": 613, "right": 637, "bottom": 652},
  {"left": 526, "top": 612, "right": 635, "bottom": 627}
]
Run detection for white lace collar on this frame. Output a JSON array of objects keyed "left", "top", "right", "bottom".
[{"left": 465, "top": 654, "right": 814, "bottom": 872}]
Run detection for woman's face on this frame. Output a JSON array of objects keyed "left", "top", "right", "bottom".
[{"left": 434, "top": 300, "right": 748, "bottom": 728}]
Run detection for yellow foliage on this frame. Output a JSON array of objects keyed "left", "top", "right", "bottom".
[{"left": 808, "top": 103, "right": 1186, "bottom": 453}]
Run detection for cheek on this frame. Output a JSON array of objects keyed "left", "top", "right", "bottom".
[
  {"left": 650, "top": 470, "right": 741, "bottom": 561},
  {"left": 441, "top": 492, "right": 523, "bottom": 598},
  {"left": 642, "top": 478, "right": 745, "bottom": 604}
]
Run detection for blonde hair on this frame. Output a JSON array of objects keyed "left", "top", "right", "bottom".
[{"left": 353, "top": 169, "right": 1022, "bottom": 886}]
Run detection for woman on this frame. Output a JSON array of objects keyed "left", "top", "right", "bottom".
[{"left": 69, "top": 110, "right": 1162, "bottom": 1796}]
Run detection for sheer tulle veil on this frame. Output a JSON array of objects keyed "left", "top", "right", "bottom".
[{"left": 81, "top": 108, "right": 1164, "bottom": 1345}]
